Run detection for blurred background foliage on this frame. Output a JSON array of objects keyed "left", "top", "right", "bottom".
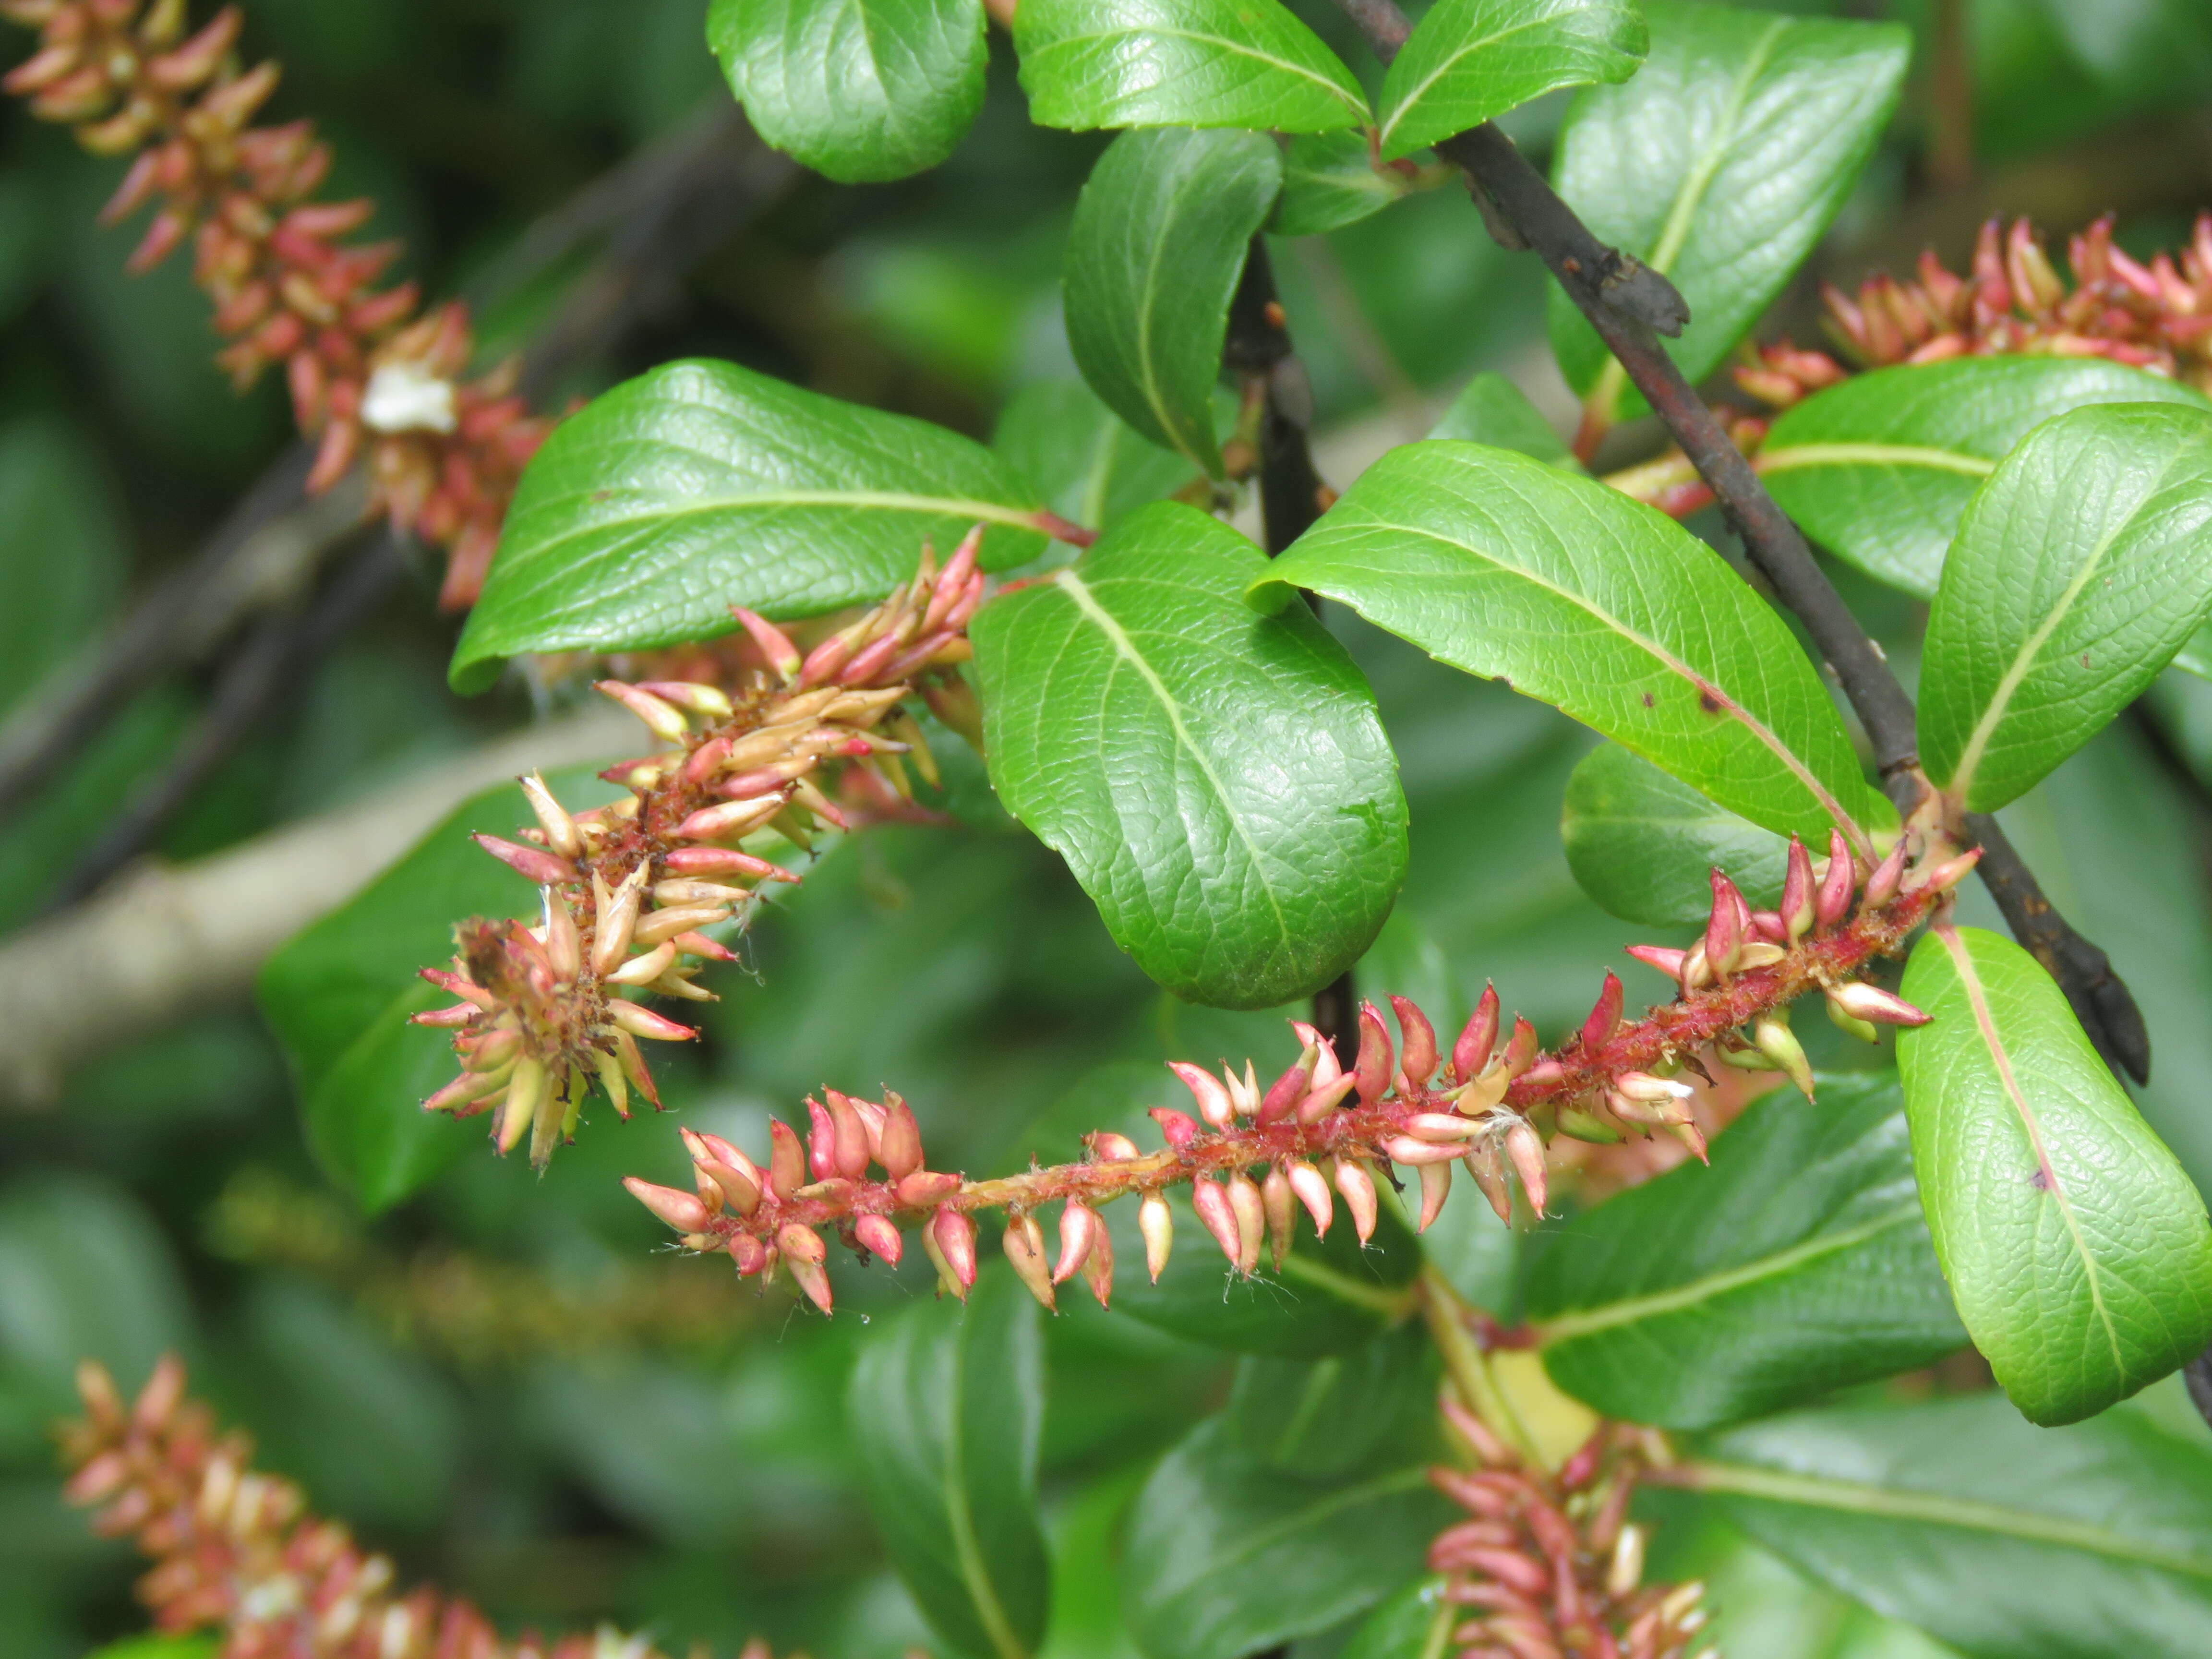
[{"left": 5, "top": 0, "right": 2212, "bottom": 1655}]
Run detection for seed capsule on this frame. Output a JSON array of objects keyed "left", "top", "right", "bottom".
[
  {"left": 1192, "top": 1179, "right": 1243, "bottom": 1268},
  {"left": 1004, "top": 1214, "right": 1056, "bottom": 1310},
  {"left": 1332, "top": 1158, "right": 1379, "bottom": 1244},
  {"left": 1139, "top": 1191, "right": 1174, "bottom": 1281}
]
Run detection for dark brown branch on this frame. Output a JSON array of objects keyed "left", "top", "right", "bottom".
[
  {"left": 1327, "top": 0, "right": 2149, "bottom": 1082},
  {"left": 1225, "top": 235, "right": 1357, "bottom": 1065}
]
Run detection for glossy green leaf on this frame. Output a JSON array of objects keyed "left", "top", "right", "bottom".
[
  {"left": 1256, "top": 441, "right": 1889, "bottom": 842},
  {"left": 1526, "top": 1074, "right": 1965, "bottom": 1430},
  {"left": 1121, "top": 1331, "right": 1450, "bottom": 1659},
  {"left": 256, "top": 767, "right": 620, "bottom": 1211},
  {"left": 1693, "top": 1393, "right": 2212, "bottom": 1659},
  {"left": 972, "top": 503, "right": 1407, "bottom": 1009},
  {"left": 1335, "top": 1575, "right": 1452, "bottom": 1659},
  {"left": 1548, "top": 2, "right": 1909, "bottom": 423},
  {"left": 1425, "top": 370, "right": 1576, "bottom": 467},
  {"left": 1758, "top": 357, "right": 2212, "bottom": 598},
  {"left": 1378, "top": 0, "right": 1646, "bottom": 162},
  {"left": 453, "top": 360, "right": 1048, "bottom": 689},
  {"left": 1561, "top": 740, "right": 1787, "bottom": 927},
  {"left": 1271, "top": 131, "right": 1412, "bottom": 238},
  {"left": 1063, "top": 130, "right": 1280, "bottom": 480},
  {"left": 1919, "top": 403, "right": 2212, "bottom": 813},
  {"left": 991, "top": 379, "right": 1199, "bottom": 540},
  {"left": 706, "top": 0, "right": 986, "bottom": 183},
  {"left": 850, "top": 1263, "right": 1050, "bottom": 1659},
  {"left": 1013, "top": 0, "right": 1368, "bottom": 133},
  {"left": 1897, "top": 925, "right": 2212, "bottom": 1425}
]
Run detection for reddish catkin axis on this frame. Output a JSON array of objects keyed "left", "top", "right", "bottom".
[
  {"left": 624, "top": 829, "right": 1977, "bottom": 1314},
  {"left": 0, "top": 0, "right": 552, "bottom": 607},
  {"left": 415, "top": 535, "right": 987, "bottom": 1168},
  {"left": 62, "top": 1354, "right": 757, "bottom": 1659}
]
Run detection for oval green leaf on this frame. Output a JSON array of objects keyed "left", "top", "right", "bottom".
[
  {"left": 1013, "top": 0, "right": 1369, "bottom": 133},
  {"left": 1271, "top": 131, "right": 1413, "bottom": 238},
  {"left": 1758, "top": 356, "right": 2212, "bottom": 598},
  {"left": 1548, "top": 2, "right": 1910, "bottom": 423},
  {"left": 1426, "top": 370, "right": 1578, "bottom": 467},
  {"left": 1920, "top": 403, "right": 2212, "bottom": 812},
  {"left": 1256, "top": 440, "right": 1889, "bottom": 844},
  {"left": 1378, "top": 0, "right": 1647, "bottom": 163},
  {"left": 1897, "top": 924, "right": 2212, "bottom": 1425},
  {"left": 1561, "top": 740, "right": 1787, "bottom": 927},
  {"left": 849, "top": 1262, "right": 1051, "bottom": 1659},
  {"left": 972, "top": 502, "right": 1408, "bottom": 1010},
  {"left": 1526, "top": 1073, "right": 1965, "bottom": 1430},
  {"left": 1692, "top": 1393, "right": 2212, "bottom": 1659},
  {"left": 707, "top": 0, "right": 987, "bottom": 183},
  {"left": 453, "top": 360, "right": 1049, "bottom": 690},
  {"left": 991, "top": 378, "right": 1199, "bottom": 541},
  {"left": 1121, "top": 1341, "right": 1450, "bottom": 1659},
  {"left": 1064, "top": 129, "right": 1280, "bottom": 480}
]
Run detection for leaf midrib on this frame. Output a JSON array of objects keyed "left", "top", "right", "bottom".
[
  {"left": 1531, "top": 1203, "right": 1921, "bottom": 1344},
  {"left": 1933, "top": 924, "right": 2123, "bottom": 1375},
  {"left": 1643, "top": 17, "right": 1788, "bottom": 279},
  {"left": 1755, "top": 442, "right": 1999, "bottom": 480},
  {"left": 1050, "top": 568, "right": 1294, "bottom": 951},
  {"left": 1034, "top": 22, "right": 1364, "bottom": 118},
  {"left": 1341, "top": 510, "right": 1867, "bottom": 849},
  {"left": 1944, "top": 446, "right": 2188, "bottom": 803},
  {"left": 943, "top": 1316, "right": 1031, "bottom": 1659},
  {"left": 505, "top": 488, "right": 1039, "bottom": 576},
  {"left": 1684, "top": 1457, "right": 2212, "bottom": 1578}
]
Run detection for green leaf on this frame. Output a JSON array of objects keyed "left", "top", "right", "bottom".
[
  {"left": 453, "top": 360, "right": 1049, "bottom": 689},
  {"left": 1548, "top": 2, "right": 1909, "bottom": 424},
  {"left": 1425, "top": 371, "right": 1577, "bottom": 467},
  {"left": 706, "top": 0, "right": 987, "bottom": 183},
  {"left": 84, "top": 1640, "right": 220, "bottom": 1659},
  {"left": 1335, "top": 1576, "right": 1452, "bottom": 1659},
  {"left": 1897, "top": 925, "right": 2212, "bottom": 1425},
  {"left": 1256, "top": 441, "right": 1889, "bottom": 843},
  {"left": 1691, "top": 1392, "right": 2212, "bottom": 1659},
  {"left": 991, "top": 379, "right": 1199, "bottom": 539},
  {"left": 1525, "top": 1074, "right": 1965, "bottom": 1430},
  {"left": 1120, "top": 1334, "right": 1451, "bottom": 1659},
  {"left": 1271, "top": 131, "right": 1413, "bottom": 238},
  {"left": 1063, "top": 130, "right": 1280, "bottom": 480},
  {"left": 850, "top": 1263, "right": 1051, "bottom": 1659},
  {"left": 1378, "top": 0, "right": 1646, "bottom": 162},
  {"left": 255, "top": 766, "right": 620, "bottom": 1211},
  {"left": 1919, "top": 403, "right": 2212, "bottom": 813},
  {"left": 1013, "top": 0, "right": 1368, "bottom": 133},
  {"left": 972, "top": 502, "right": 1408, "bottom": 1009},
  {"left": 1759, "top": 356, "right": 2212, "bottom": 598},
  {"left": 1561, "top": 740, "right": 1787, "bottom": 927}
]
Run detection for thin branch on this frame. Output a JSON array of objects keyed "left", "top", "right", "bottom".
[
  {"left": 1326, "top": 0, "right": 2151, "bottom": 1082},
  {"left": 38, "top": 529, "right": 406, "bottom": 914},
  {"left": 0, "top": 708, "right": 633, "bottom": 1107}
]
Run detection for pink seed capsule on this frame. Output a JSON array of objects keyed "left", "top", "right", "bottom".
[
  {"left": 729, "top": 1233, "right": 768, "bottom": 1276},
  {"left": 855, "top": 1214, "right": 904, "bottom": 1265},
  {"left": 1052, "top": 1202, "right": 1098, "bottom": 1284},
  {"left": 1226, "top": 1174, "right": 1264, "bottom": 1276},
  {"left": 1291, "top": 1020, "right": 1342, "bottom": 1089},
  {"left": 1816, "top": 830, "right": 1856, "bottom": 928},
  {"left": 1504, "top": 1120, "right": 1548, "bottom": 1216},
  {"left": 1451, "top": 984, "right": 1500, "bottom": 1086},
  {"left": 1332, "top": 1158, "right": 1379, "bottom": 1244},
  {"left": 1149, "top": 1107, "right": 1200, "bottom": 1147},
  {"left": 1705, "top": 873, "right": 1745, "bottom": 978},
  {"left": 1139, "top": 1192, "right": 1174, "bottom": 1282},
  {"left": 1417, "top": 1160, "right": 1452, "bottom": 1232},
  {"left": 1353, "top": 1002, "right": 1394, "bottom": 1107},
  {"left": 767, "top": 1118, "right": 807, "bottom": 1200},
  {"left": 1863, "top": 837, "right": 1910, "bottom": 909},
  {"left": 1257, "top": 1044, "right": 1316, "bottom": 1125},
  {"left": 1168, "top": 1061, "right": 1235, "bottom": 1129},
  {"left": 929, "top": 1207, "right": 977, "bottom": 1298},
  {"left": 878, "top": 1096, "right": 926, "bottom": 1179},
  {"left": 1294, "top": 1072, "right": 1357, "bottom": 1124},
  {"left": 805, "top": 1098, "right": 839, "bottom": 1182},
  {"left": 471, "top": 833, "right": 577, "bottom": 887},
  {"left": 895, "top": 1169, "right": 962, "bottom": 1206},
  {"left": 1286, "top": 1159, "right": 1334, "bottom": 1235},
  {"left": 1261, "top": 1165, "right": 1295, "bottom": 1269},
  {"left": 822, "top": 1091, "right": 871, "bottom": 1180},
  {"left": 624, "top": 1177, "right": 709, "bottom": 1234},
  {"left": 1391, "top": 996, "right": 1440, "bottom": 1086},
  {"left": 1004, "top": 1214, "right": 1056, "bottom": 1310},
  {"left": 1781, "top": 835, "right": 1816, "bottom": 941},
  {"left": 1827, "top": 979, "right": 1930, "bottom": 1026},
  {"left": 1087, "top": 1131, "right": 1142, "bottom": 1162},
  {"left": 1192, "top": 1179, "right": 1244, "bottom": 1268},
  {"left": 1623, "top": 943, "right": 1687, "bottom": 982}
]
